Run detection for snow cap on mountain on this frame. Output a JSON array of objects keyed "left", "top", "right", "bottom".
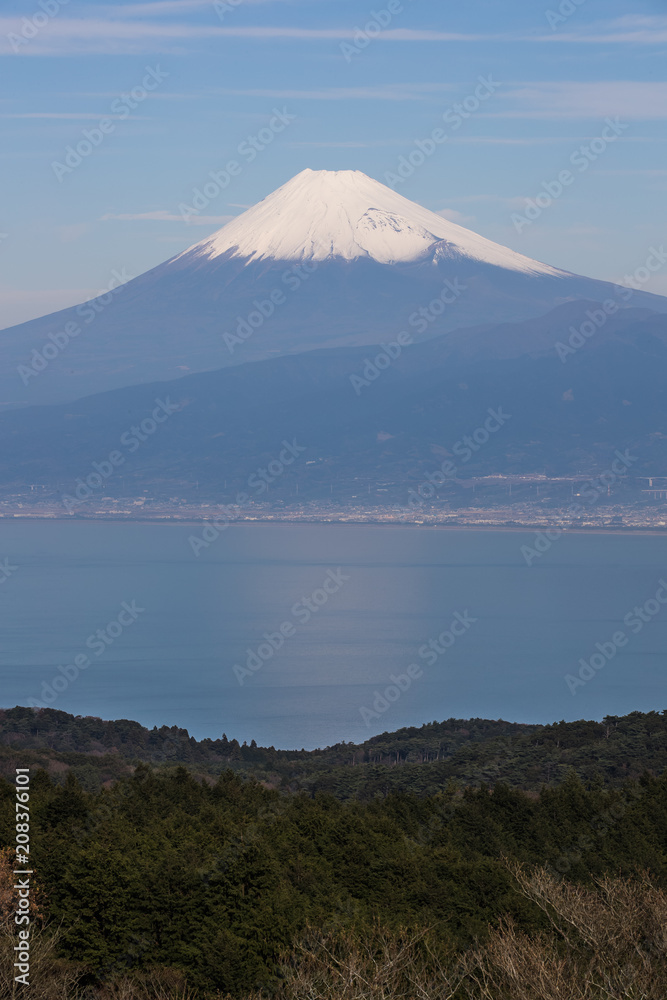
[{"left": 176, "top": 168, "right": 566, "bottom": 277}]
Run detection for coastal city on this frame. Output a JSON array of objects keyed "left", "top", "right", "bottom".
[{"left": 2, "top": 475, "right": 666, "bottom": 531}]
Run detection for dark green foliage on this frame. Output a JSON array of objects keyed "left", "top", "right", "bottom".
[
  {"left": 1, "top": 707, "right": 667, "bottom": 796},
  {"left": 1, "top": 754, "right": 666, "bottom": 995},
  {"left": 2, "top": 707, "right": 666, "bottom": 994}
]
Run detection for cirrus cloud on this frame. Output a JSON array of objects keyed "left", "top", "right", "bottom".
[
  {"left": 3, "top": 15, "right": 667, "bottom": 57},
  {"left": 100, "top": 210, "right": 236, "bottom": 225}
]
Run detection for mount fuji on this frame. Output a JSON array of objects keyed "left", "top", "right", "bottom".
[{"left": 3, "top": 168, "right": 666, "bottom": 408}]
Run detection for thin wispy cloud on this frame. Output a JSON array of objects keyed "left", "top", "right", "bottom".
[
  {"left": 288, "top": 137, "right": 613, "bottom": 150},
  {"left": 0, "top": 12, "right": 667, "bottom": 56},
  {"left": 212, "top": 84, "right": 454, "bottom": 101},
  {"left": 0, "top": 112, "right": 149, "bottom": 119},
  {"left": 447, "top": 136, "right": 621, "bottom": 145},
  {"left": 100, "top": 0, "right": 215, "bottom": 13},
  {"left": 490, "top": 81, "right": 667, "bottom": 120},
  {"left": 537, "top": 14, "right": 667, "bottom": 44},
  {"left": 612, "top": 15, "right": 667, "bottom": 26},
  {"left": 593, "top": 168, "right": 667, "bottom": 176},
  {"left": 3, "top": 16, "right": 667, "bottom": 55},
  {"left": 559, "top": 225, "right": 608, "bottom": 236},
  {"left": 100, "top": 210, "right": 236, "bottom": 225},
  {"left": 289, "top": 140, "right": 404, "bottom": 148},
  {"left": 0, "top": 21, "right": 493, "bottom": 57},
  {"left": 57, "top": 91, "right": 195, "bottom": 100},
  {"left": 101, "top": 0, "right": 296, "bottom": 13},
  {"left": 447, "top": 193, "right": 528, "bottom": 209},
  {"left": 436, "top": 208, "right": 475, "bottom": 225}
]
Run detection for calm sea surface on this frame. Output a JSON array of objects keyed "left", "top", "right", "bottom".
[{"left": 0, "top": 520, "right": 665, "bottom": 749}]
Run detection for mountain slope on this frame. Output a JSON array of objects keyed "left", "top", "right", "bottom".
[
  {"left": 2, "top": 169, "right": 666, "bottom": 410},
  {"left": 177, "top": 168, "right": 565, "bottom": 272},
  {"left": 2, "top": 301, "right": 667, "bottom": 498}
]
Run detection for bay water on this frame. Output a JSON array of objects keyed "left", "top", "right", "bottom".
[{"left": 1, "top": 520, "right": 665, "bottom": 749}]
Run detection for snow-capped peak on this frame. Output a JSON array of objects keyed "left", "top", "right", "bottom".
[{"left": 175, "top": 168, "right": 565, "bottom": 276}]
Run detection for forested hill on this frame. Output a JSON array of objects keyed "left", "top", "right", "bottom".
[{"left": 1, "top": 706, "right": 665, "bottom": 796}]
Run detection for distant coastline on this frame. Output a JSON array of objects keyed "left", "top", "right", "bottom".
[{"left": 1, "top": 508, "right": 667, "bottom": 534}]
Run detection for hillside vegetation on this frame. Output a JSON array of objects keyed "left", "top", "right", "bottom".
[
  {"left": 1, "top": 763, "right": 666, "bottom": 996},
  {"left": 1, "top": 706, "right": 666, "bottom": 796}
]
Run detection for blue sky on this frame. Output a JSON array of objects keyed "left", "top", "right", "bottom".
[{"left": 1, "top": 0, "right": 666, "bottom": 327}]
